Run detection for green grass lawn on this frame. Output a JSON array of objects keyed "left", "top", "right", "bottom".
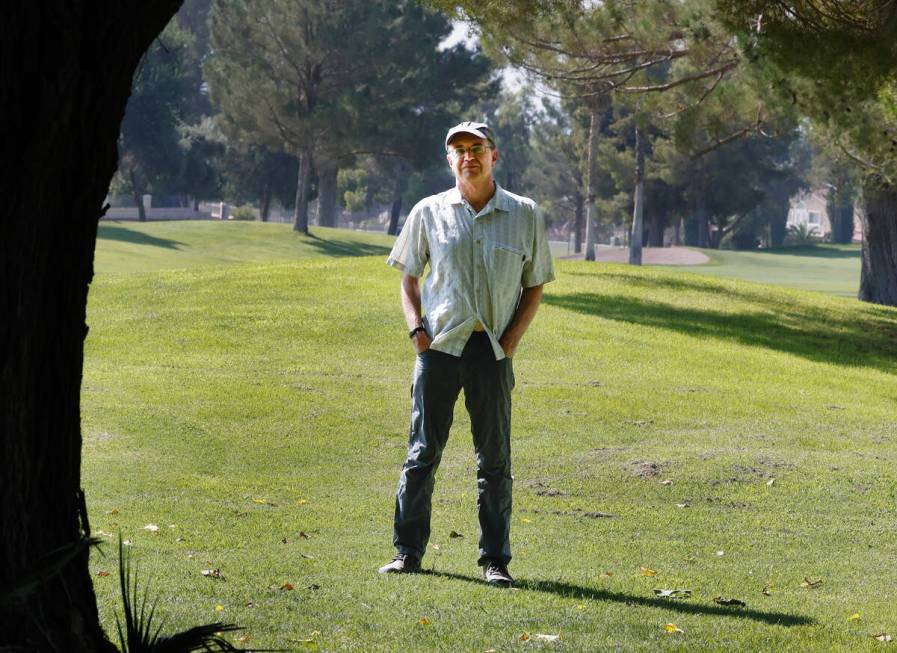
[
  {"left": 660, "top": 244, "right": 862, "bottom": 297},
  {"left": 84, "top": 221, "right": 897, "bottom": 651}
]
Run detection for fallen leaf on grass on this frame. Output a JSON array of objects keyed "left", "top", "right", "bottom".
[
  {"left": 640, "top": 567, "right": 658, "bottom": 577},
  {"left": 534, "top": 633, "right": 560, "bottom": 642},
  {"left": 521, "top": 518, "right": 533, "bottom": 524},
  {"left": 660, "top": 479, "right": 673, "bottom": 486},
  {"left": 295, "top": 630, "right": 320, "bottom": 644},
  {"left": 96, "top": 570, "right": 110, "bottom": 577},
  {"left": 664, "top": 623, "right": 684, "bottom": 634},
  {"left": 449, "top": 530, "right": 464, "bottom": 538},
  {"left": 95, "top": 530, "right": 114, "bottom": 539},
  {"left": 418, "top": 617, "right": 430, "bottom": 626},
  {"left": 236, "top": 634, "right": 251, "bottom": 644},
  {"left": 600, "top": 571, "right": 614, "bottom": 577},
  {"left": 801, "top": 577, "right": 823, "bottom": 588},
  {"left": 714, "top": 596, "right": 746, "bottom": 607},
  {"left": 296, "top": 498, "right": 309, "bottom": 505},
  {"left": 298, "top": 531, "right": 310, "bottom": 539},
  {"left": 766, "top": 478, "right": 776, "bottom": 487},
  {"left": 280, "top": 583, "right": 294, "bottom": 591},
  {"left": 301, "top": 553, "right": 315, "bottom": 560},
  {"left": 848, "top": 613, "right": 861, "bottom": 622},
  {"left": 873, "top": 633, "right": 892, "bottom": 642},
  {"left": 519, "top": 632, "right": 530, "bottom": 641},
  {"left": 430, "top": 543, "right": 440, "bottom": 550},
  {"left": 654, "top": 589, "right": 692, "bottom": 599},
  {"left": 252, "top": 497, "right": 276, "bottom": 506},
  {"left": 215, "top": 604, "right": 225, "bottom": 612},
  {"left": 107, "top": 508, "right": 120, "bottom": 515},
  {"left": 676, "top": 503, "right": 690, "bottom": 508},
  {"left": 201, "top": 569, "right": 225, "bottom": 580}
]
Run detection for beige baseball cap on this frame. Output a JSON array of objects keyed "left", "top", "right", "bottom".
[{"left": 445, "top": 121, "right": 496, "bottom": 147}]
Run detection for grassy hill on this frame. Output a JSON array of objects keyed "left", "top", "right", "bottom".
[
  {"left": 664, "top": 244, "right": 862, "bottom": 298},
  {"left": 84, "top": 221, "right": 897, "bottom": 651}
]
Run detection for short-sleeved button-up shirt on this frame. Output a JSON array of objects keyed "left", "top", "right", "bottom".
[{"left": 387, "top": 184, "right": 555, "bottom": 360}]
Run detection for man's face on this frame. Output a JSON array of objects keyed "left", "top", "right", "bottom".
[{"left": 446, "top": 134, "right": 498, "bottom": 184}]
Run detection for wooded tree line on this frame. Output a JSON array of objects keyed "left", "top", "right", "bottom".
[
  {"left": 5, "top": 2, "right": 897, "bottom": 651},
  {"left": 120, "top": 0, "right": 853, "bottom": 255}
]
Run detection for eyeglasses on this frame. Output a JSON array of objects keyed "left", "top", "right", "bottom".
[{"left": 448, "top": 144, "right": 493, "bottom": 159}]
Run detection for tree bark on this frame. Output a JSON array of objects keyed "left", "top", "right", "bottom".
[
  {"left": 859, "top": 180, "right": 897, "bottom": 306},
  {"left": 629, "top": 126, "right": 645, "bottom": 266},
  {"left": 1, "top": 3, "right": 182, "bottom": 652},
  {"left": 293, "top": 146, "right": 313, "bottom": 234},
  {"left": 584, "top": 103, "right": 602, "bottom": 261},
  {"left": 574, "top": 190, "right": 584, "bottom": 254},
  {"left": 129, "top": 167, "right": 147, "bottom": 222},
  {"left": 316, "top": 163, "right": 338, "bottom": 227},
  {"left": 387, "top": 164, "right": 408, "bottom": 237},
  {"left": 260, "top": 184, "right": 271, "bottom": 222}
]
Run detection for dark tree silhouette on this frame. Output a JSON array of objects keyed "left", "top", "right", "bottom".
[{"left": 1, "top": 3, "right": 182, "bottom": 651}]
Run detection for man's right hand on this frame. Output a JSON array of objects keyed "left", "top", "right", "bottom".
[{"left": 412, "top": 331, "right": 432, "bottom": 354}]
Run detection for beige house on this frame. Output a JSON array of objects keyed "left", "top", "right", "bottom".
[{"left": 787, "top": 188, "right": 831, "bottom": 238}]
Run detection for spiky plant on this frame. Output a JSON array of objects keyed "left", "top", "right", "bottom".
[{"left": 115, "top": 536, "right": 269, "bottom": 653}]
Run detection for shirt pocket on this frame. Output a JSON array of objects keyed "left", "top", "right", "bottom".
[{"left": 486, "top": 241, "right": 527, "bottom": 296}]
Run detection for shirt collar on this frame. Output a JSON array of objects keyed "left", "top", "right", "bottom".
[{"left": 447, "top": 183, "right": 511, "bottom": 212}]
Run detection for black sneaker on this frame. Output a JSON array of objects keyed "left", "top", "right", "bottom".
[
  {"left": 482, "top": 560, "right": 514, "bottom": 587},
  {"left": 378, "top": 553, "right": 420, "bottom": 574}
]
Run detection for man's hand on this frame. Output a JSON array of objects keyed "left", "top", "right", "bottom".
[
  {"left": 412, "top": 331, "right": 432, "bottom": 354},
  {"left": 498, "top": 284, "right": 544, "bottom": 358},
  {"left": 499, "top": 332, "right": 520, "bottom": 358}
]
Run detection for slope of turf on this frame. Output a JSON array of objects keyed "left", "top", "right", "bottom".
[
  {"left": 84, "top": 225, "right": 897, "bottom": 651},
  {"left": 95, "top": 220, "right": 394, "bottom": 274},
  {"left": 664, "top": 244, "right": 861, "bottom": 297}
]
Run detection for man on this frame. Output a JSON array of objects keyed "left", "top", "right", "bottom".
[{"left": 378, "top": 121, "right": 555, "bottom": 586}]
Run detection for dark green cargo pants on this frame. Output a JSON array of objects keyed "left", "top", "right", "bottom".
[{"left": 392, "top": 331, "right": 515, "bottom": 566}]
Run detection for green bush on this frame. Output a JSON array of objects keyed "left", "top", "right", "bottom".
[{"left": 230, "top": 204, "right": 256, "bottom": 221}]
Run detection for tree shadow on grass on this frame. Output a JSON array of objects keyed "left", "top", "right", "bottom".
[
  {"left": 304, "top": 231, "right": 392, "bottom": 258},
  {"left": 543, "top": 278, "right": 897, "bottom": 373},
  {"left": 97, "top": 224, "right": 184, "bottom": 249},
  {"left": 423, "top": 571, "right": 813, "bottom": 627}
]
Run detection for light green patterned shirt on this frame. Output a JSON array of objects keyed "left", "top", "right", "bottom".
[{"left": 387, "top": 184, "right": 555, "bottom": 360}]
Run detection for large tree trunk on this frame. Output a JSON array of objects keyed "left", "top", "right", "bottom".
[
  {"left": 260, "top": 184, "right": 271, "bottom": 222},
  {"left": 1, "top": 3, "right": 182, "bottom": 652},
  {"left": 293, "top": 146, "right": 313, "bottom": 234},
  {"left": 129, "top": 167, "right": 147, "bottom": 222},
  {"left": 629, "top": 127, "right": 645, "bottom": 266},
  {"left": 387, "top": 164, "right": 408, "bottom": 237},
  {"left": 646, "top": 211, "right": 665, "bottom": 247},
  {"left": 584, "top": 104, "right": 602, "bottom": 261},
  {"left": 769, "top": 210, "right": 787, "bottom": 248},
  {"left": 574, "top": 190, "right": 584, "bottom": 254},
  {"left": 316, "top": 163, "right": 338, "bottom": 227},
  {"left": 859, "top": 180, "right": 897, "bottom": 306}
]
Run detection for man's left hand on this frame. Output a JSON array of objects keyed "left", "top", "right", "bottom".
[{"left": 499, "top": 333, "right": 519, "bottom": 358}]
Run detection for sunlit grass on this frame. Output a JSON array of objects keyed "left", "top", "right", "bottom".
[{"left": 84, "top": 225, "right": 897, "bottom": 651}]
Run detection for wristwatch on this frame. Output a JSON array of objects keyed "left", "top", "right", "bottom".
[{"left": 409, "top": 325, "right": 427, "bottom": 339}]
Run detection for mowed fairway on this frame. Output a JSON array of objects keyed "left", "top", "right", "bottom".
[
  {"left": 659, "top": 244, "right": 862, "bottom": 297},
  {"left": 84, "top": 221, "right": 897, "bottom": 651}
]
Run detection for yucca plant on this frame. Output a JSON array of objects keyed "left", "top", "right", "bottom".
[{"left": 116, "top": 536, "right": 273, "bottom": 653}]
